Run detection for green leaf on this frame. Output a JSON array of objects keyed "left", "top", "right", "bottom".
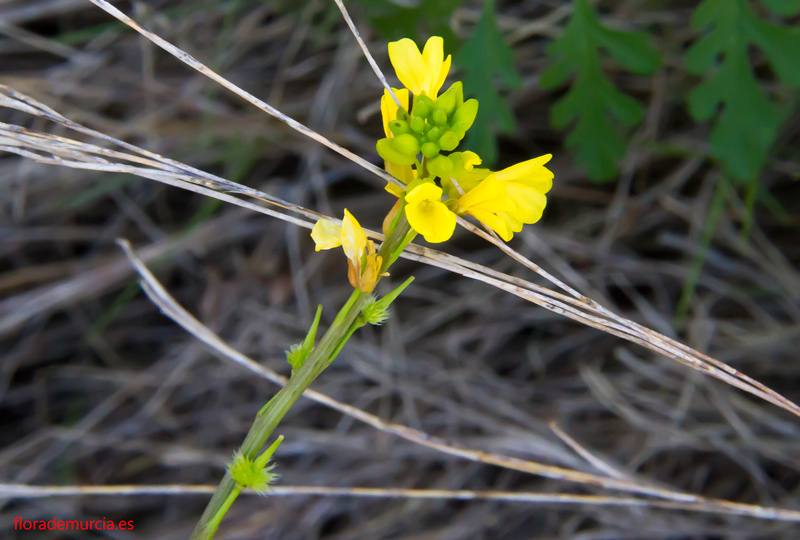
[
  {"left": 594, "top": 26, "right": 661, "bottom": 75},
  {"left": 686, "top": 0, "right": 800, "bottom": 182},
  {"left": 760, "top": 0, "right": 800, "bottom": 16},
  {"left": 541, "top": 0, "right": 660, "bottom": 181},
  {"left": 455, "top": 0, "right": 522, "bottom": 166}
]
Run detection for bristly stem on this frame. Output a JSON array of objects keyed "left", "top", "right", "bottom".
[{"left": 190, "top": 214, "right": 412, "bottom": 540}]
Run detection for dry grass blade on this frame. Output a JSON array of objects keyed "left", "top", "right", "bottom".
[
  {"left": 110, "top": 238, "right": 800, "bottom": 523},
  {"left": 4, "top": 483, "right": 799, "bottom": 518},
  {"left": 332, "top": 0, "right": 403, "bottom": 108},
  {"left": 2, "top": 79, "right": 799, "bottom": 418}
]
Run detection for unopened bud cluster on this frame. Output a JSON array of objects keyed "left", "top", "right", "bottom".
[{"left": 377, "top": 82, "right": 478, "bottom": 174}]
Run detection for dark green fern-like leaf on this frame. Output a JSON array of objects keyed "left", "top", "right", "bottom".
[
  {"left": 686, "top": 0, "right": 800, "bottom": 182},
  {"left": 540, "top": 0, "right": 660, "bottom": 181}
]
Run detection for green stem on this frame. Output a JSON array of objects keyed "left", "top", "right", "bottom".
[
  {"left": 202, "top": 486, "right": 242, "bottom": 538},
  {"left": 190, "top": 213, "right": 413, "bottom": 540}
]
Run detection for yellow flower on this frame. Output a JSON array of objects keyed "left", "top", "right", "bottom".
[
  {"left": 311, "top": 210, "right": 385, "bottom": 292},
  {"left": 388, "top": 36, "right": 451, "bottom": 98},
  {"left": 404, "top": 182, "right": 457, "bottom": 243},
  {"left": 454, "top": 154, "right": 554, "bottom": 241}
]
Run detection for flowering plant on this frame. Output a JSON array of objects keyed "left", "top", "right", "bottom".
[{"left": 192, "top": 36, "right": 554, "bottom": 539}]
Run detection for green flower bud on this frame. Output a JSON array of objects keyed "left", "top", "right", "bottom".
[
  {"left": 421, "top": 141, "right": 440, "bottom": 158},
  {"left": 392, "top": 133, "right": 420, "bottom": 155},
  {"left": 432, "top": 109, "right": 448, "bottom": 126},
  {"left": 453, "top": 99, "right": 478, "bottom": 132},
  {"left": 389, "top": 120, "right": 411, "bottom": 137},
  {"left": 428, "top": 154, "right": 453, "bottom": 178},
  {"left": 377, "top": 138, "right": 416, "bottom": 165},
  {"left": 450, "top": 122, "right": 467, "bottom": 139},
  {"left": 426, "top": 126, "right": 442, "bottom": 141},
  {"left": 410, "top": 116, "right": 426, "bottom": 133},
  {"left": 438, "top": 131, "right": 460, "bottom": 152},
  {"left": 414, "top": 95, "right": 435, "bottom": 118},
  {"left": 396, "top": 109, "right": 409, "bottom": 122},
  {"left": 436, "top": 82, "right": 463, "bottom": 115}
]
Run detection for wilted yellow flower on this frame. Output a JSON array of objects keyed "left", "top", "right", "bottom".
[
  {"left": 404, "top": 182, "right": 456, "bottom": 243},
  {"left": 311, "top": 210, "right": 385, "bottom": 292},
  {"left": 388, "top": 36, "right": 451, "bottom": 98},
  {"left": 311, "top": 219, "right": 344, "bottom": 250}
]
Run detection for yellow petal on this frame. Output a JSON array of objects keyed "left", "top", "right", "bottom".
[
  {"left": 341, "top": 209, "right": 367, "bottom": 264},
  {"left": 405, "top": 182, "right": 443, "bottom": 205},
  {"left": 454, "top": 175, "right": 504, "bottom": 212},
  {"left": 388, "top": 39, "right": 425, "bottom": 96},
  {"left": 505, "top": 184, "right": 548, "bottom": 224},
  {"left": 385, "top": 182, "right": 405, "bottom": 197},
  {"left": 468, "top": 208, "right": 514, "bottom": 242},
  {"left": 498, "top": 211, "right": 524, "bottom": 235},
  {"left": 385, "top": 161, "right": 416, "bottom": 185},
  {"left": 461, "top": 151, "right": 481, "bottom": 170},
  {"left": 311, "top": 219, "right": 343, "bottom": 251},
  {"left": 405, "top": 199, "right": 457, "bottom": 243},
  {"left": 493, "top": 154, "right": 554, "bottom": 192},
  {"left": 432, "top": 54, "right": 451, "bottom": 98},
  {"left": 381, "top": 88, "right": 410, "bottom": 138},
  {"left": 421, "top": 37, "right": 449, "bottom": 97}
]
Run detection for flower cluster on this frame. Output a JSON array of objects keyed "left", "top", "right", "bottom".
[
  {"left": 310, "top": 36, "right": 554, "bottom": 292},
  {"left": 379, "top": 37, "right": 554, "bottom": 243}
]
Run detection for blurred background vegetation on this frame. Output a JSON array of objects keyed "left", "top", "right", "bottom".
[{"left": 2, "top": 0, "right": 800, "bottom": 538}]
